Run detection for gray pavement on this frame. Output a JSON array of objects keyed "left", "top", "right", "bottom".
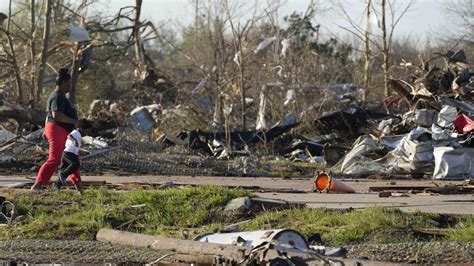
[{"left": 1, "top": 175, "right": 472, "bottom": 214}]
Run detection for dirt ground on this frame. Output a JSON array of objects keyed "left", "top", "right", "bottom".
[
  {"left": 1, "top": 174, "right": 473, "bottom": 214},
  {"left": 0, "top": 240, "right": 472, "bottom": 264},
  {"left": 0, "top": 240, "right": 174, "bottom": 264}
]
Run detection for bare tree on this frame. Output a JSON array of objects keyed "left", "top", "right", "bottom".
[
  {"left": 335, "top": 0, "right": 415, "bottom": 98},
  {"left": 380, "top": 0, "right": 388, "bottom": 96},
  {"left": 0, "top": 0, "right": 23, "bottom": 104},
  {"left": 69, "top": 16, "right": 85, "bottom": 104},
  {"left": 36, "top": 0, "right": 52, "bottom": 105},
  {"left": 29, "top": 0, "right": 37, "bottom": 104},
  {"left": 363, "top": 0, "right": 372, "bottom": 100},
  {"left": 443, "top": 0, "right": 474, "bottom": 56},
  {"left": 223, "top": 0, "right": 264, "bottom": 131},
  {"left": 132, "top": 0, "right": 149, "bottom": 82}
]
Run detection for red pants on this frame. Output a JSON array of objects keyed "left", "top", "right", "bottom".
[{"left": 35, "top": 123, "right": 81, "bottom": 185}]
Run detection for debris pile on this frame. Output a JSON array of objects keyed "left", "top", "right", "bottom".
[
  {"left": 1, "top": 50, "right": 472, "bottom": 180},
  {"left": 334, "top": 50, "right": 473, "bottom": 179}
]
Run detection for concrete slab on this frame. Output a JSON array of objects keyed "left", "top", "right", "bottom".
[
  {"left": 256, "top": 192, "right": 474, "bottom": 214},
  {"left": 1, "top": 175, "right": 472, "bottom": 214}
]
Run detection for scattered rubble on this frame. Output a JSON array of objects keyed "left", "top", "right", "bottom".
[
  {"left": 331, "top": 50, "right": 474, "bottom": 180},
  {"left": 1, "top": 49, "right": 472, "bottom": 182},
  {"left": 97, "top": 228, "right": 384, "bottom": 265}
]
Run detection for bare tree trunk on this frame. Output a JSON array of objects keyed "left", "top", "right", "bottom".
[
  {"left": 30, "top": 0, "right": 36, "bottom": 105},
  {"left": 273, "top": 0, "right": 280, "bottom": 64},
  {"left": 238, "top": 57, "right": 246, "bottom": 131},
  {"left": 133, "top": 0, "right": 146, "bottom": 80},
  {"left": 381, "top": 0, "right": 389, "bottom": 97},
  {"left": 363, "top": 0, "right": 372, "bottom": 100},
  {"left": 5, "top": 35, "right": 23, "bottom": 104},
  {"left": 36, "top": 0, "right": 52, "bottom": 105},
  {"left": 69, "top": 47, "right": 80, "bottom": 103},
  {"left": 70, "top": 17, "right": 85, "bottom": 104},
  {"left": 5, "top": 0, "right": 23, "bottom": 104},
  {"left": 6, "top": 0, "right": 12, "bottom": 31}
]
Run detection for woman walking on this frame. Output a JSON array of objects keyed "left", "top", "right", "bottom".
[{"left": 31, "top": 68, "right": 81, "bottom": 190}]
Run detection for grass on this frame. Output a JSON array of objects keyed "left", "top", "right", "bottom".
[
  {"left": 1, "top": 187, "right": 473, "bottom": 245},
  {"left": 0, "top": 186, "right": 249, "bottom": 240},
  {"left": 241, "top": 207, "right": 474, "bottom": 246}
]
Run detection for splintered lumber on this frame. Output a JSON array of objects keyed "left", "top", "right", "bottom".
[{"left": 96, "top": 228, "right": 249, "bottom": 263}]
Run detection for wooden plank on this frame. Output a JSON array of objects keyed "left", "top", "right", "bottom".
[{"left": 96, "top": 228, "right": 249, "bottom": 264}]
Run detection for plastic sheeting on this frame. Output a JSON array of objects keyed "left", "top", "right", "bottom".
[
  {"left": 453, "top": 114, "right": 474, "bottom": 134},
  {"left": 254, "top": 37, "right": 277, "bottom": 54},
  {"left": 281, "top": 38, "right": 292, "bottom": 57},
  {"left": 433, "top": 147, "right": 473, "bottom": 179},
  {"left": 68, "top": 26, "right": 91, "bottom": 42}
]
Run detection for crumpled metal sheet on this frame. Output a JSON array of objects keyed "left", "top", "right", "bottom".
[
  {"left": 386, "top": 127, "right": 434, "bottom": 173},
  {"left": 438, "top": 97, "right": 474, "bottom": 116},
  {"left": 340, "top": 135, "right": 384, "bottom": 175},
  {"left": 437, "top": 105, "right": 458, "bottom": 128},
  {"left": 433, "top": 147, "right": 473, "bottom": 179}
]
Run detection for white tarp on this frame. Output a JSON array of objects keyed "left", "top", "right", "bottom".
[
  {"left": 68, "top": 26, "right": 91, "bottom": 42},
  {"left": 433, "top": 147, "right": 473, "bottom": 179},
  {"left": 254, "top": 37, "right": 277, "bottom": 54}
]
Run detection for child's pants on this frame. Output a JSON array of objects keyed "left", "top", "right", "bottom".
[{"left": 60, "top": 152, "right": 80, "bottom": 178}]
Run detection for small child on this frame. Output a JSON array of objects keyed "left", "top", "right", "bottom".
[{"left": 54, "top": 119, "right": 92, "bottom": 194}]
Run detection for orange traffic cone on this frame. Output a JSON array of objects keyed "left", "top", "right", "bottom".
[{"left": 313, "top": 172, "right": 355, "bottom": 193}]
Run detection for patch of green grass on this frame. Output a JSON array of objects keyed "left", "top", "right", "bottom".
[
  {"left": 1, "top": 187, "right": 472, "bottom": 246},
  {"left": 240, "top": 207, "right": 474, "bottom": 246},
  {"left": 448, "top": 216, "right": 474, "bottom": 241},
  {"left": 0, "top": 186, "right": 249, "bottom": 240}
]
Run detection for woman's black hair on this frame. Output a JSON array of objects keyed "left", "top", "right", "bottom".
[{"left": 56, "top": 68, "right": 71, "bottom": 85}]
